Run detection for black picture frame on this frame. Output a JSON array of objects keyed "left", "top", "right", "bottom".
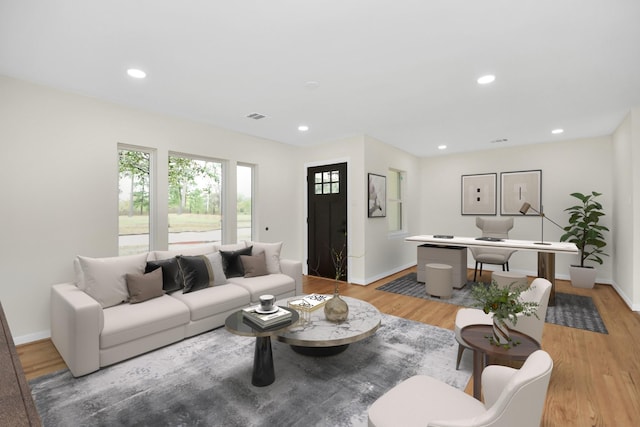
[
  {"left": 461, "top": 173, "right": 497, "bottom": 215},
  {"left": 368, "top": 173, "right": 386, "bottom": 217}
]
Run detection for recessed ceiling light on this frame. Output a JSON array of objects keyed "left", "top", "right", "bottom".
[
  {"left": 477, "top": 74, "right": 496, "bottom": 85},
  {"left": 304, "top": 81, "right": 320, "bottom": 90},
  {"left": 127, "top": 68, "right": 147, "bottom": 79},
  {"left": 438, "top": 144, "right": 447, "bottom": 150},
  {"left": 298, "top": 125, "right": 309, "bottom": 132},
  {"left": 551, "top": 128, "right": 564, "bottom": 134}
]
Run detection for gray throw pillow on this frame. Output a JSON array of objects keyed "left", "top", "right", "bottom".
[{"left": 126, "top": 268, "right": 164, "bottom": 304}]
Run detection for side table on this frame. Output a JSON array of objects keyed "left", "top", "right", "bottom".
[
  {"left": 460, "top": 324, "right": 541, "bottom": 399},
  {"left": 225, "top": 307, "right": 298, "bottom": 387}
]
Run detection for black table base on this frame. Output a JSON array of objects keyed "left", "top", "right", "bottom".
[{"left": 252, "top": 336, "right": 275, "bottom": 387}]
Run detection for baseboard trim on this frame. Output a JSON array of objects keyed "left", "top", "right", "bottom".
[{"left": 14, "top": 330, "right": 51, "bottom": 346}]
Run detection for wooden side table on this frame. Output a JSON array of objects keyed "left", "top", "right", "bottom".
[
  {"left": 460, "top": 324, "right": 541, "bottom": 399},
  {"left": 0, "top": 302, "right": 42, "bottom": 426}
]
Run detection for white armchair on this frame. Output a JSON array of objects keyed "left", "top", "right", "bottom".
[
  {"left": 454, "top": 277, "right": 552, "bottom": 369},
  {"left": 368, "top": 350, "right": 553, "bottom": 427},
  {"left": 470, "top": 217, "right": 517, "bottom": 281}
]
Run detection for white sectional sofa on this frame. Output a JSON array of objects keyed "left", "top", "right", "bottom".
[{"left": 51, "top": 242, "right": 302, "bottom": 377}]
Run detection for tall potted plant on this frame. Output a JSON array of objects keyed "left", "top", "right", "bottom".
[{"left": 560, "top": 191, "right": 609, "bottom": 288}]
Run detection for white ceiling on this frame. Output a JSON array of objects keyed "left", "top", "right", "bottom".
[{"left": 1, "top": 0, "right": 639, "bottom": 157}]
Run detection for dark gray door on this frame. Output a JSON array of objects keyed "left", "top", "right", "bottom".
[{"left": 307, "top": 162, "right": 348, "bottom": 280}]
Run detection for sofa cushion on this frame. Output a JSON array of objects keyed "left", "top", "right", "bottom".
[
  {"left": 126, "top": 268, "right": 164, "bottom": 303},
  {"left": 246, "top": 241, "right": 283, "bottom": 274},
  {"left": 100, "top": 295, "right": 190, "bottom": 349},
  {"left": 215, "top": 242, "right": 247, "bottom": 252},
  {"left": 145, "top": 257, "right": 183, "bottom": 293},
  {"left": 241, "top": 251, "right": 269, "bottom": 278},
  {"left": 170, "top": 284, "right": 250, "bottom": 321},
  {"left": 227, "top": 273, "right": 295, "bottom": 302},
  {"left": 151, "top": 244, "right": 217, "bottom": 261},
  {"left": 176, "top": 255, "right": 215, "bottom": 293},
  {"left": 220, "top": 246, "right": 253, "bottom": 278},
  {"left": 76, "top": 253, "right": 148, "bottom": 308},
  {"left": 204, "top": 252, "right": 227, "bottom": 286}
]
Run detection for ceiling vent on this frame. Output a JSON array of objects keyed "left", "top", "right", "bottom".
[
  {"left": 246, "top": 112, "right": 267, "bottom": 120},
  {"left": 490, "top": 138, "right": 508, "bottom": 144}
]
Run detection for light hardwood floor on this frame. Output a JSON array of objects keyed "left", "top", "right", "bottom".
[{"left": 18, "top": 268, "right": 640, "bottom": 426}]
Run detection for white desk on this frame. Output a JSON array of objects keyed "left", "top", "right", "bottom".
[{"left": 406, "top": 235, "right": 579, "bottom": 306}]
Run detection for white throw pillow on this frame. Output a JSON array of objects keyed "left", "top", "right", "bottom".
[
  {"left": 214, "top": 242, "right": 247, "bottom": 252},
  {"left": 76, "top": 253, "right": 148, "bottom": 308},
  {"left": 246, "top": 241, "right": 283, "bottom": 274},
  {"left": 204, "top": 252, "right": 228, "bottom": 286}
]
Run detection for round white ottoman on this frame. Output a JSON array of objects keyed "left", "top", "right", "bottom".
[
  {"left": 492, "top": 271, "right": 528, "bottom": 289},
  {"left": 425, "top": 263, "right": 453, "bottom": 299}
]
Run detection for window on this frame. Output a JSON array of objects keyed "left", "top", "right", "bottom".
[
  {"left": 237, "top": 164, "right": 253, "bottom": 242},
  {"left": 314, "top": 170, "right": 340, "bottom": 194},
  {"left": 388, "top": 169, "right": 405, "bottom": 233},
  {"left": 118, "top": 146, "right": 152, "bottom": 255},
  {"left": 168, "top": 154, "right": 222, "bottom": 250}
]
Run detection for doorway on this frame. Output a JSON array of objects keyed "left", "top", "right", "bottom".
[{"left": 307, "top": 162, "right": 348, "bottom": 280}]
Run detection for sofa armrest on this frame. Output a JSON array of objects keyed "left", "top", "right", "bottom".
[
  {"left": 280, "top": 259, "right": 303, "bottom": 295},
  {"left": 50, "top": 283, "right": 103, "bottom": 377}
]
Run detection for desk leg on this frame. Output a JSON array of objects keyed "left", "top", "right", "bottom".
[
  {"left": 252, "top": 336, "right": 275, "bottom": 387},
  {"left": 472, "top": 349, "right": 483, "bottom": 400},
  {"left": 537, "top": 252, "right": 556, "bottom": 306}
]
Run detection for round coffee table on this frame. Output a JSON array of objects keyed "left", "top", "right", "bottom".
[
  {"left": 276, "top": 295, "right": 381, "bottom": 356},
  {"left": 225, "top": 307, "right": 299, "bottom": 387}
]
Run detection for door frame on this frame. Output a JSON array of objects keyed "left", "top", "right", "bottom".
[{"left": 303, "top": 158, "right": 351, "bottom": 282}]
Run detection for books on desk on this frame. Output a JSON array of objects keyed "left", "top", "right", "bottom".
[{"left": 242, "top": 306, "right": 292, "bottom": 329}]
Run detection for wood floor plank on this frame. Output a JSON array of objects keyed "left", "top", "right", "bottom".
[{"left": 18, "top": 268, "right": 640, "bottom": 426}]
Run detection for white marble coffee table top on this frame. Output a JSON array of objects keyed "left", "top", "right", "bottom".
[{"left": 275, "top": 295, "right": 381, "bottom": 348}]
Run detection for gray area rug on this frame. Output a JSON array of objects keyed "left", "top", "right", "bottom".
[
  {"left": 30, "top": 314, "right": 471, "bottom": 427},
  {"left": 377, "top": 272, "right": 608, "bottom": 334}
]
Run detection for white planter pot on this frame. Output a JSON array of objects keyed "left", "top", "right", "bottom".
[{"left": 569, "top": 265, "right": 597, "bottom": 288}]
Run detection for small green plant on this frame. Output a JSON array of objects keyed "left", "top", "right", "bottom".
[
  {"left": 470, "top": 282, "right": 539, "bottom": 325},
  {"left": 560, "top": 192, "right": 609, "bottom": 268}
]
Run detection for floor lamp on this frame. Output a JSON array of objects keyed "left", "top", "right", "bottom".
[{"left": 519, "top": 202, "right": 564, "bottom": 245}]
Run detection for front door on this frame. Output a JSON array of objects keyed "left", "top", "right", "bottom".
[{"left": 307, "top": 162, "right": 348, "bottom": 280}]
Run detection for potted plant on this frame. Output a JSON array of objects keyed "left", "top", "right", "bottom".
[
  {"left": 560, "top": 191, "right": 609, "bottom": 288},
  {"left": 470, "top": 282, "right": 539, "bottom": 349}
]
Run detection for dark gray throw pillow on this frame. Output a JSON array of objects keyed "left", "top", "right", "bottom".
[
  {"left": 220, "top": 246, "right": 252, "bottom": 278},
  {"left": 146, "top": 257, "right": 183, "bottom": 293},
  {"left": 176, "top": 255, "right": 215, "bottom": 293}
]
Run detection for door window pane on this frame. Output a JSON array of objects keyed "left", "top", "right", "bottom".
[
  {"left": 237, "top": 164, "right": 253, "bottom": 242},
  {"left": 118, "top": 147, "right": 151, "bottom": 255},
  {"left": 168, "top": 155, "right": 222, "bottom": 250}
]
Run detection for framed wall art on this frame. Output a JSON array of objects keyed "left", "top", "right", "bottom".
[
  {"left": 461, "top": 173, "right": 497, "bottom": 215},
  {"left": 368, "top": 173, "right": 386, "bottom": 217},
  {"left": 500, "top": 169, "right": 542, "bottom": 215}
]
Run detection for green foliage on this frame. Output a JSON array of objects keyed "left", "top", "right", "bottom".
[
  {"left": 560, "top": 192, "right": 609, "bottom": 267},
  {"left": 471, "top": 282, "right": 539, "bottom": 324}
]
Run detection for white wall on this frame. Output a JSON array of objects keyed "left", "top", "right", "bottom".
[
  {"left": 363, "top": 135, "right": 421, "bottom": 283},
  {"left": 612, "top": 108, "right": 640, "bottom": 309},
  {"left": 0, "top": 75, "right": 302, "bottom": 342},
  {"left": 300, "top": 134, "right": 421, "bottom": 285},
  {"left": 419, "top": 137, "right": 614, "bottom": 282}
]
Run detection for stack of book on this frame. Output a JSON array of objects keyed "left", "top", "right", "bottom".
[
  {"left": 242, "top": 306, "right": 292, "bottom": 329},
  {"left": 287, "top": 294, "right": 331, "bottom": 312}
]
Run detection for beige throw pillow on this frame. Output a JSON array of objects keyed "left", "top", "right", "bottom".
[
  {"left": 246, "top": 241, "right": 282, "bottom": 274},
  {"left": 126, "top": 268, "right": 164, "bottom": 303},
  {"left": 77, "top": 252, "right": 148, "bottom": 308},
  {"left": 240, "top": 251, "right": 269, "bottom": 278}
]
